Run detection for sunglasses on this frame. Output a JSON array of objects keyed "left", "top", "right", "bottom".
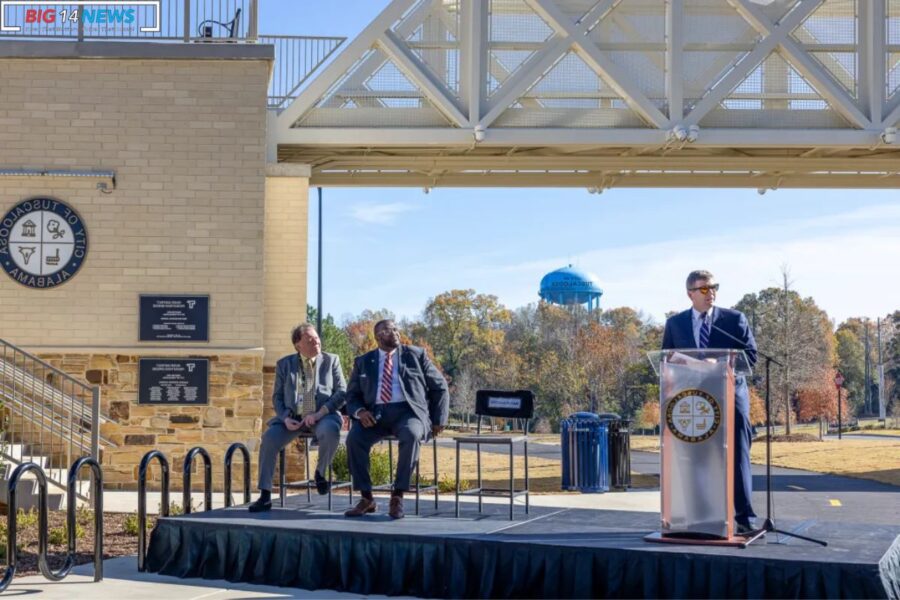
[{"left": 688, "top": 283, "right": 720, "bottom": 295}]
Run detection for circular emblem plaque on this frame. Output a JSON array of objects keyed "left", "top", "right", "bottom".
[
  {"left": 665, "top": 389, "right": 721, "bottom": 443},
  {"left": 0, "top": 197, "right": 88, "bottom": 289}
]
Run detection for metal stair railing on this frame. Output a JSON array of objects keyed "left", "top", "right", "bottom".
[{"left": 0, "top": 338, "right": 114, "bottom": 501}]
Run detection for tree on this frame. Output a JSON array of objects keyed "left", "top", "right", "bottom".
[
  {"left": 422, "top": 289, "right": 511, "bottom": 380},
  {"left": 306, "top": 305, "right": 354, "bottom": 373},
  {"left": 796, "top": 370, "right": 849, "bottom": 439},
  {"left": 834, "top": 325, "right": 865, "bottom": 415},
  {"left": 749, "top": 388, "right": 766, "bottom": 428},
  {"left": 733, "top": 268, "right": 835, "bottom": 434},
  {"left": 638, "top": 400, "right": 660, "bottom": 433}
]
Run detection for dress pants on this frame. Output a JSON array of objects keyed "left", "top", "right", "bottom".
[
  {"left": 733, "top": 397, "right": 756, "bottom": 527},
  {"left": 347, "top": 402, "right": 425, "bottom": 492},
  {"left": 256, "top": 412, "right": 342, "bottom": 491}
]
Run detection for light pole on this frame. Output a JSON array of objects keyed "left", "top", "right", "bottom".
[{"left": 834, "top": 371, "right": 845, "bottom": 440}]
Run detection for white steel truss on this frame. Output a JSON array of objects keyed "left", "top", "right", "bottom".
[{"left": 270, "top": 0, "right": 900, "bottom": 188}]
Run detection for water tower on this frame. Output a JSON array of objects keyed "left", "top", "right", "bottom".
[{"left": 539, "top": 265, "right": 603, "bottom": 312}]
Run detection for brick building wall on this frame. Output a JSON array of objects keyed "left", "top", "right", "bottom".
[{"left": 0, "top": 44, "right": 311, "bottom": 489}]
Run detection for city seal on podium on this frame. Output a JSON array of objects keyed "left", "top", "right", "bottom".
[{"left": 665, "top": 388, "right": 721, "bottom": 443}]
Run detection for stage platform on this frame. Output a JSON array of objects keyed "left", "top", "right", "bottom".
[{"left": 145, "top": 495, "right": 900, "bottom": 599}]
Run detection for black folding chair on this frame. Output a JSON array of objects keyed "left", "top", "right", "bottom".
[
  {"left": 454, "top": 390, "right": 534, "bottom": 520},
  {"left": 372, "top": 435, "right": 439, "bottom": 515}
]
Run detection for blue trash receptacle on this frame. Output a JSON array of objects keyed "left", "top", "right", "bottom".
[{"left": 560, "top": 412, "right": 609, "bottom": 492}]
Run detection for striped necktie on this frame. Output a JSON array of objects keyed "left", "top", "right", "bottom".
[
  {"left": 699, "top": 312, "right": 710, "bottom": 349},
  {"left": 379, "top": 352, "right": 393, "bottom": 403}
]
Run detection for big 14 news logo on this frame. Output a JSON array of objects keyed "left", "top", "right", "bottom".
[{"left": 24, "top": 6, "right": 136, "bottom": 25}]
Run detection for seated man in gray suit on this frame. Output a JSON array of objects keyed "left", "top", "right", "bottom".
[
  {"left": 248, "top": 323, "right": 346, "bottom": 512},
  {"left": 344, "top": 319, "right": 449, "bottom": 519}
]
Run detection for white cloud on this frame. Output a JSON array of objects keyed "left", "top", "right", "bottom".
[
  {"left": 348, "top": 202, "right": 417, "bottom": 224},
  {"left": 402, "top": 206, "right": 900, "bottom": 326}
]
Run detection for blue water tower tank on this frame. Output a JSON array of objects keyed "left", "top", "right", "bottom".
[{"left": 539, "top": 265, "right": 603, "bottom": 311}]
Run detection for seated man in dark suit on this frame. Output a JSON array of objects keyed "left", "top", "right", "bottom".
[
  {"left": 662, "top": 270, "right": 758, "bottom": 533},
  {"left": 248, "top": 323, "right": 346, "bottom": 512},
  {"left": 344, "top": 319, "right": 449, "bottom": 519}
]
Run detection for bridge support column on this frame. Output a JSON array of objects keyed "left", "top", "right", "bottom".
[{"left": 264, "top": 164, "right": 311, "bottom": 368}]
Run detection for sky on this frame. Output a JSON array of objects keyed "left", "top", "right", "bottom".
[{"left": 261, "top": 1, "right": 900, "bottom": 327}]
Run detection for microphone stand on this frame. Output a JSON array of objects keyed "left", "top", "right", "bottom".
[{"left": 710, "top": 322, "right": 827, "bottom": 547}]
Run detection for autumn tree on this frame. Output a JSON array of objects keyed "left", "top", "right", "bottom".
[
  {"left": 796, "top": 370, "right": 849, "bottom": 439},
  {"left": 638, "top": 400, "right": 660, "bottom": 433},
  {"left": 422, "top": 289, "right": 512, "bottom": 380}
]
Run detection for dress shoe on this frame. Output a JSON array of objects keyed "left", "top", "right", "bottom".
[
  {"left": 314, "top": 470, "right": 330, "bottom": 495},
  {"left": 389, "top": 496, "right": 405, "bottom": 520},
  {"left": 248, "top": 496, "right": 272, "bottom": 513},
  {"left": 735, "top": 522, "right": 755, "bottom": 535},
  {"left": 344, "top": 497, "right": 377, "bottom": 517}
]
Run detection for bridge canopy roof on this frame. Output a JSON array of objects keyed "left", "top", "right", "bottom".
[{"left": 270, "top": 0, "right": 900, "bottom": 189}]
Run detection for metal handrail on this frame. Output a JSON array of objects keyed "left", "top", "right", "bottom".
[
  {"left": 41, "top": 457, "right": 104, "bottom": 582},
  {"left": 0, "top": 338, "right": 108, "bottom": 501},
  {"left": 182, "top": 446, "right": 212, "bottom": 514},
  {"left": 224, "top": 442, "right": 250, "bottom": 508},
  {"left": 137, "top": 450, "right": 169, "bottom": 573},
  {"left": 0, "top": 463, "right": 50, "bottom": 592},
  {"left": 260, "top": 35, "right": 346, "bottom": 110},
  {"left": 0, "top": 0, "right": 258, "bottom": 42}
]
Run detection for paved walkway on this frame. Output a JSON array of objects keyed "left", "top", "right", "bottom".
[{"left": 9, "top": 557, "right": 407, "bottom": 599}]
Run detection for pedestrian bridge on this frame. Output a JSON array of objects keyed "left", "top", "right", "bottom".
[{"left": 269, "top": 0, "right": 900, "bottom": 189}]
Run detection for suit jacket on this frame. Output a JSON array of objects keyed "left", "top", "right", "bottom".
[
  {"left": 346, "top": 345, "right": 449, "bottom": 429},
  {"left": 269, "top": 352, "right": 346, "bottom": 425},
  {"left": 661, "top": 306, "right": 757, "bottom": 413}
]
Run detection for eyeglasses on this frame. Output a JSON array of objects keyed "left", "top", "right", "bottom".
[{"left": 688, "top": 283, "right": 720, "bottom": 295}]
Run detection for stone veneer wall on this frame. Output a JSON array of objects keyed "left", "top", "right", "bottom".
[
  {"left": 35, "top": 352, "right": 310, "bottom": 491},
  {"left": 39, "top": 352, "right": 266, "bottom": 491}
]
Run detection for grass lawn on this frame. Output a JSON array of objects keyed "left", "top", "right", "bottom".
[
  {"left": 416, "top": 444, "right": 657, "bottom": 493},
  {"left": 843, "top": 428, "right": 900, "bottom": 437},
  {"left": 630, "top": 434, "right": 900, "bottom": 487}
]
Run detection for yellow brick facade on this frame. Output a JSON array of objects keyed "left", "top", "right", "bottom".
[{"left": 0, "top": 51, "right": 311, "bottom": 488}]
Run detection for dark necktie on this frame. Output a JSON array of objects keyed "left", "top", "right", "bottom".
[
  {"left": 379, "top": 352, "right": 393, "bottom": 403},
  {"left": 699, "top": 312, "right": 710, "bottom": 349}
]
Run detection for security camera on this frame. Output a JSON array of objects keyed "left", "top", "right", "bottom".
[
  {"left": 882, "top": 127, "right": 897, "bottom": 145},
  {"left": 473, "top": 125, "right": 486, "bottom": 143}
]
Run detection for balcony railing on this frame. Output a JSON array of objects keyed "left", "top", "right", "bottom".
[
  {"left": 0, "top": 0, "right": 258, "bottom": 42},
  {"left": 261, "top": 35, "right": 345, "bottom": 110}
]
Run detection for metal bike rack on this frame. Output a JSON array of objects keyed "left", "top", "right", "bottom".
[
  {"left": 182, "top": 447, "right": 212, "bottom": 514},
  {"left": 42, "top": 457, "right": 104, "bottom": 582},
  {"left": 0, "top": 459, "right": 105, "bottom": 592},
  {"left": 137, "top": 450, "right": 170, "bottom": 572},
  {"left": 224, "top": 442, "right": 250, "bottom": 508},
  {"left": 1, "top": 463, "right": 50, "bottom": 592}
]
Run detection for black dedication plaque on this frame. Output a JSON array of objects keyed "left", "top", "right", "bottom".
[
  {"left": 139, "top": 359, "right": 209, "bottom": 405},
  {"left": 139, "top": 295, "right": 209, "bottom": 342}
]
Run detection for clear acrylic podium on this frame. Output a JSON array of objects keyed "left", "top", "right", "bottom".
[{"left": 646, "top": 349, "right": 752, "bottom": 543}]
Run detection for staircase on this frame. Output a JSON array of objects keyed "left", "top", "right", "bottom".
[{"left": 0, "top": 338, "right": 116, "bottom": 505}]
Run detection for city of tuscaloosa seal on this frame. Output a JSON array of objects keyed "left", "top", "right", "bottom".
[
  {"left": 0, "top": 197, "right": 88, "bottom": 289},
  {"left": 665, "top": 388, "right": 721, "bottom": 443}
]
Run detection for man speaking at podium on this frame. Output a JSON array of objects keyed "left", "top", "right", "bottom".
[{"left": 662, "top": 270, "right": 758, "bottom": 534}]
